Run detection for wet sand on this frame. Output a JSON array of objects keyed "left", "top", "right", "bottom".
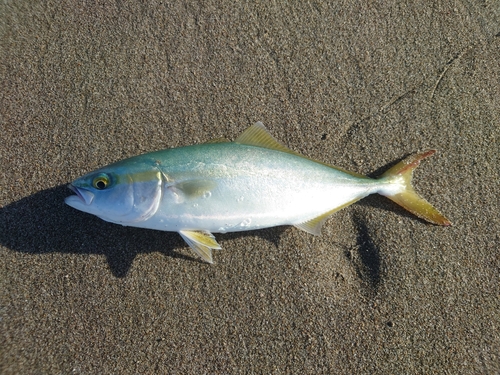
[{"left": 1, "top": 2, "right": 499, "bottom": 373}]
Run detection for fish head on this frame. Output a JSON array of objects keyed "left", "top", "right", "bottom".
[{"left": 65, "top": 161, "right": 163, "bottom": 224}]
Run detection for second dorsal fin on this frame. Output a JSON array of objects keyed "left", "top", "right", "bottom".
[
  {"left": 235, "top": 122, "right": 298, "bottom": 155},
  {"left": 235, "top": 122, "right": 368, "bottom": 179}
]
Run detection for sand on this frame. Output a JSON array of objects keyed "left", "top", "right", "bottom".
[{"left": 1, "top": 1, "right": 499, "bottom": 373}]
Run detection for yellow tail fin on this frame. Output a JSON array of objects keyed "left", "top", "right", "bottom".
[{"left": 379, "top": 150, "right": 451, "bottom": 226}]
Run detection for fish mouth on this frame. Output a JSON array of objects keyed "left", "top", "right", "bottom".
[{"left": 65, "top": 184, "right": 95, "bottom": 206}]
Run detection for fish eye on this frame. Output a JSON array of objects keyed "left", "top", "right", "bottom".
[{"left": 92, "top": 174, "right": 110, "bottom": 190}]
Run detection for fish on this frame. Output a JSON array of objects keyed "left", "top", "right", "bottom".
[{"left": 65, "top": 122, "right": 451, "bottom": 263}]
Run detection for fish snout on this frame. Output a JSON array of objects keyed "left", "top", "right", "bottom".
[{"left": 66, "top": 184, "right": 95, "bottom": 206}]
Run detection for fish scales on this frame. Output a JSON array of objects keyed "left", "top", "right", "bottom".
[{"left": 65, "top": 122, "right": 451, "bottom": 263}]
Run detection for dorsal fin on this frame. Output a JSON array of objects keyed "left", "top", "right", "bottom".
[
  {"left": 235, "top": 122, "right": 297, "bottom": 154},
  {"left": 236, "top": 122, "right": 368, "bottom": 179}
]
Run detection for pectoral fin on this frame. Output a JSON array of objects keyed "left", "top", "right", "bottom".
[
  {"left": 168, "top": 179, "right": 217, "bottom": 200},
  {"left": 179, "top": 230, "right": 222, "bottom": 263}
]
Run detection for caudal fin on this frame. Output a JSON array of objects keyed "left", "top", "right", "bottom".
[{"left": 379, "top": 150, "right": 451, "bottom": 226}]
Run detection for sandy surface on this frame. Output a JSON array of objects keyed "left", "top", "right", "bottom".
[{"left": 1, "top": 1, "right": 499, "bottom": 374}]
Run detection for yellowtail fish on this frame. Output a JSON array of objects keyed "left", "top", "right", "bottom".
[{"left": 65, "top": 122, "right": 451, "bottom": 263}]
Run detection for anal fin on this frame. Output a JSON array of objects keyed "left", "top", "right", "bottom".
[
  {"left": 294, "top": 197, "right": 363, "bottom": 235},
  {"left": 179, "top": 230, "right": 222, "bottom": 263}
]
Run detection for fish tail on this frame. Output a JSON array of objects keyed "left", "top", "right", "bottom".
[{"left": 378, "top": 150, "right": 451, "bottom": 226}]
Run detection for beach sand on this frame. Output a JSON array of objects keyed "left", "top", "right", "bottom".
[{"left": 1, "top": 1, "right": 499, "bottom": 373}]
